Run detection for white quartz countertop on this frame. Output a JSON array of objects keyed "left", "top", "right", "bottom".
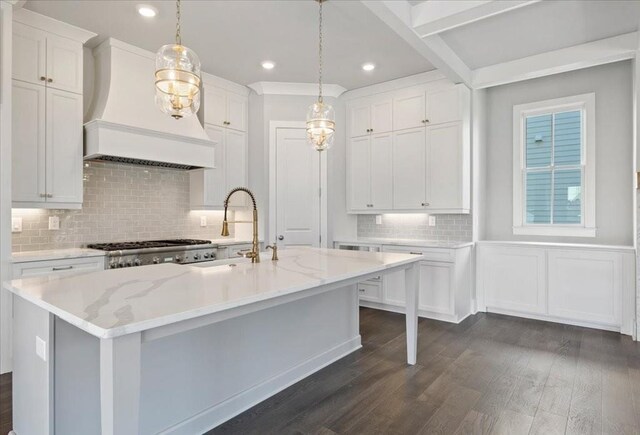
[
  {"left": 4, "top": 247, "right": 421, "bottom": 339},
  {"left": 334, "top": 237, "right": 474, "bottom": 249},
  {"left": 11, "top": 248, "right": 106, "bottom": 263}
]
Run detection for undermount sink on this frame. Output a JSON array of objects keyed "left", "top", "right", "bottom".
[{"left": 190, "top": 253, "right": 270, "bottom": 268}]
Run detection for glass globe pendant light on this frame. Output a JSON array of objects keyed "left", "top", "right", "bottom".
[
  {"left": 306, "top": 0, "right": 335, "bottom": 151},
  {"left": 155, "top": 0, "right": 201, "bottom": 120}
]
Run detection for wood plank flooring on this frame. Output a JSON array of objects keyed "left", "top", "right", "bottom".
[
  {"left": 0, "top": 308, "right": 639, "bottom": 435},
  {"left": 210, "top": 309, "right": 640, "bottom": 435}
]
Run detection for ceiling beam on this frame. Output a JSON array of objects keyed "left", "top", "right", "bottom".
[
  {"left": 362, "top": 0, "right": 472, "bottom": 87},
  {"left": 412, "top": 0, "right": 540, "bottom": 38},
  {"left": 472, "top": 32, "right": 638, "bottom": 89}
]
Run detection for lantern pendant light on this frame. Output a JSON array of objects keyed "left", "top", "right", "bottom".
[
  {"left": 306, "top": 0, "right": 335, "bottom": 151},
  {"left": 155, "top": 0, "right": 201, "bottom": 120}
]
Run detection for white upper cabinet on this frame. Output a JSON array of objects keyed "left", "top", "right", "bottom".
[
  {"left": 348, "top": 136, "right": 371, "bottom": 210},
  {"left": 393, "top": 83, "right": 468, "bottom": 131},
  {"left": 46, "top": 89, "right": 83, "bottom": 204},
  {"left": 12, "top": 80, "right": 46, "bottom": 203},
  {"left": 346, "top": 80, "right": 470, "bottom": 214},
  {"left": 12, "top": 81, "right": 83, "bottom": 207},
  {"left": 13, "top": 22, "right": 83, "bottom": 94},
  {"left": 45, "top": 34, "right": 83, "bottom": 94},
  {"left": 12, "top": 22, "right": 46, "bottom": 86},
  {"left": 204, "top": 85, "right": 247, "bottom": 132},
  {"left": 348, "top": 96, "right": 392, "bottom": 137},
  {"left": 392, "top": 128, "right": 426, "bottom": 210},
  {"left": 393, "top": 91, "right": 425, "bottom": 131}
]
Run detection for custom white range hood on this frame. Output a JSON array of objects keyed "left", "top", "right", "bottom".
[{"left": 84, "top": 38, "right": 214, "bottom": 169}]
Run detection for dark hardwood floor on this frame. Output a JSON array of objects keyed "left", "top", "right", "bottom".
[{"left": 1, "top": 308, "right": 639, "bottom": 435}]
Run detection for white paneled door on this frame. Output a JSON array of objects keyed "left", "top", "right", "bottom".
[{"left": 275, "top": 127, "right": 322, "bottom": 247}]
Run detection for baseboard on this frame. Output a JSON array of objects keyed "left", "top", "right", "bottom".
[
  {"left": 160, "top": 335, "right": 362, "bottom": 434},
  {"left": 486, "top": 307, "right": 623, "bottom": 333}
]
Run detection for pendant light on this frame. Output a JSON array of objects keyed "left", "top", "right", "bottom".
[
  {"left": 306, "top": 0, "right": 335, "bottom": 151},
  {"left": 155, "top": 0, "right": 201, "bottom": 120}
]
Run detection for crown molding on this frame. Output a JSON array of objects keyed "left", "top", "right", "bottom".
[
  {"left": 248, "top": 81, "right": 347, "bottom": 98},
  {"left": 340, "top": 69, "right": 447, "bottom": 100},
  {"left": 13, "top": 7, "right": 96, "bottom": 43},
  {"left": 201, "top": 72, "right": 250, "bottom": 97}
]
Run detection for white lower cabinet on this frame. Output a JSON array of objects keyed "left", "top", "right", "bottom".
[
  {"left": 334, "top": 241, "right": 472, "bottom": 323},
  {"left": 477, "top": 242, "right": 635, "bottom": 334}
]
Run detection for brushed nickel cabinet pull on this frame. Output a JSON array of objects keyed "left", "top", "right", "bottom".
[
  {"left": 40, "top": 76, "right": 46, "bottom": 81},
  {"left": 39, "top": 193, "right": 46, "bottom": 198},
  {"left": 409, "top": 252, "right": 422, "bottom": 255},
  {"left": 47, "top": 78, "right": 53, "bottom": 83},
  {"left": 52, "top": 266, "right": 73, "bottom": 271},
  {"left": 421, "top": 202, "right": 429, "bottom": 206},
  {"left": 46, "top": 194, "right": 53, "bottom": 198}
]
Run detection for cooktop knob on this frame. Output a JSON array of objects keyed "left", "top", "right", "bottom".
[
  {"left": 134, "top": 259, "right": 142, "bottom": 266},
  {"left": 152, "top": 257, "right": 160, "bottom": 264},
  {"left": 203, "top": 253, "right": 209, "bottom": 259},
  {"left": 193, "top": 253, "right": 201, "bottom": 260}
]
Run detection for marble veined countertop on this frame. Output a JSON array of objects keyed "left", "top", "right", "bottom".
[{"left": 4, "top": 247, "right": 421, "bottom": 339}]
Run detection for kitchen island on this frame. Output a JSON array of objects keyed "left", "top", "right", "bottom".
[{"left": 4, "top": 247, "right": 421, "bottom": 435}]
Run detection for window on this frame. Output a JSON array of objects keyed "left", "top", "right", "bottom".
[{"left": 513, "top": 94, "right": 595, "bottom": 237}]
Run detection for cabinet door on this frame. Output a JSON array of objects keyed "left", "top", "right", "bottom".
[
  {"left": 370, "top": 98, "right": 392, "bottom": 134},
  {"left": 12, "top": 22, "right": 47, "bottom": 86},
  {"left": 46, "top": 89, "right": 83, "bottom": 204},
  {"left": 226, "top": 92, "right": 247, "bottom": 132},
  {"left": 349, "top": 102, "right": 370, "bottom": 138},
  {"left": 225, "top": 129, "right": 248, "bottom": 206},
  {"left": 480, "top": 246, "right": 546, "bottom": 314},
  {"left": 393, "top": 128, "right": 425, "bottom": 210},
  {"left": 202, "top": 125, "right": 226, "bottom": 207},
  {"left": 12, "top": 81, "right": 46, "bottom": 203},
  {"left": 426, "top": 86, "right": 462, "bottom": 125},
  {"left": 204, "top": 85, "right": 227, "bottom": 127},
  {"left": 426, "top": 122, "right": 462, "bottom": 210},
  {"left": 348, "top": 136, "right": 371, "bottom": 211},
  {"left": 419, "top": 261, "right": 454, "bottom": 315},
  {"left": 46, "top": 34, "right": 83, "bottom": 94},
  {"left": 548, "top": 250, "right": 622, "bottom": 326},
  {"left": 370, "top": 133, "right": 393, "bottom": 210},
  {"left": 393, "top": 90, "right": 425, "bottom": 131}
]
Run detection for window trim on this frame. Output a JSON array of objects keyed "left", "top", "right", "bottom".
[{"left": 512, "top": 93, "right": 596, "bottom": 237}]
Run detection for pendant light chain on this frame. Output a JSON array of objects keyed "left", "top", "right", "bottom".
[
  {"left": 318, "top": 0, "right": 323, "bottom": 104},
  {"left": 175, "top": 0, "right": 182, "bottom": 46}
]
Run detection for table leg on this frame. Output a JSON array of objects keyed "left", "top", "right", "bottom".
[
  {"left": 100, "top": 333, "right": 142, "bottom": 435},
  {"left": 405, "top": 263, "right": 419, "bottom": 365}
]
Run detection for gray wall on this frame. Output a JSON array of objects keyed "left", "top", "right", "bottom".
[{"left": 483, "top": 60, "right": 633, "bottom": 245}]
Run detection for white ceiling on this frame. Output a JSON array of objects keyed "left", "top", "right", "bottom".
[
  {"left": 440, "top": 0, "right": 640, "bottom": 69},
  {"left": 23, "top": 0, "right": 435, "bottom": 90}
]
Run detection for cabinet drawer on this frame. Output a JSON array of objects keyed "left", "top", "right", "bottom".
[
  {"left": 381, "top": 245, "right": 454, "bottom": 263},
  {"left": 357, "top": 282, "right": 382, "bottom": 302},
  {"left": 13, "top": 257, "right": 104, "bottom": 278}
]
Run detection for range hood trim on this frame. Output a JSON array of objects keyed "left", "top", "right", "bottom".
[{"left": 84, "top": 120, "right": 216, "bottom": 170}]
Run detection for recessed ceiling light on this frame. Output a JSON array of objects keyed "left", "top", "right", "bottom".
[
  {"left": 261, "top": 61, "right": 275, "bottom": 70},
  {"left": 137, "top": 4, "right": 158, "bottom": 18},
  {"left": 362, "top": 63, "right": 375, "bottom": 72}
]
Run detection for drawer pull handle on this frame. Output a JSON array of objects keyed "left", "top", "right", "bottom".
[
  {"left": 359, "top": 288, "right": 365, "bottom": 292},
  {"left": 409, "top": 252, "right": 422, "bottom": 255},
  {"left": 52, "top": 266, "right": 73, "bottom": 271}
]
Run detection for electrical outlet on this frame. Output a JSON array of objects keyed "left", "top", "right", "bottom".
[
  {"left": 200, "top": 216, "right": 207, "bottom": 227},
  {"left": 36, "top": 336, "right": 47, "bottom": 362},
  {"left": 48, "top": 216, "right": 60, "bottom": 230},
  {"left": 11, "top": 217, "right": 22, "bottom": 233},
  {"left": 428, "top": 215, "right": 436, "bottom": 227},
  {"left": 375, "top": 215, "right": 382, "bottom": 225}
]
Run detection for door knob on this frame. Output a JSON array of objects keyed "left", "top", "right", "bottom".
[{"left": 278, "top": 235, "right": 284, "bottom": 241}]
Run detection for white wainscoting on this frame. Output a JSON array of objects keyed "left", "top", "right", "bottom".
[{"left": 476, "top": 242, "right": 635, "bottom": 336}]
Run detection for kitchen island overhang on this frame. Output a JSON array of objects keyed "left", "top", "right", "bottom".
[{"left": 5, "top": 247, "right": 421, "bottom": 435}]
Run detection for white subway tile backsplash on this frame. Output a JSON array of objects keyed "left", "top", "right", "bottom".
[
  {"left": 12, "top": 161, "right": 232, "bottom": 252},
  {"left": 357, "top": 213, "right": 472, "bottom": 242}
]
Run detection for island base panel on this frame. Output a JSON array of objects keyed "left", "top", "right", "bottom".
[{"left": 48, "top": 285, "right": 361, "bottom": 434}]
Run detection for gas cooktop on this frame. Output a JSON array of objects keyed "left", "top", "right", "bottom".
[{"left": 87, "top": 239, "right": 212, "bottom": 251}]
